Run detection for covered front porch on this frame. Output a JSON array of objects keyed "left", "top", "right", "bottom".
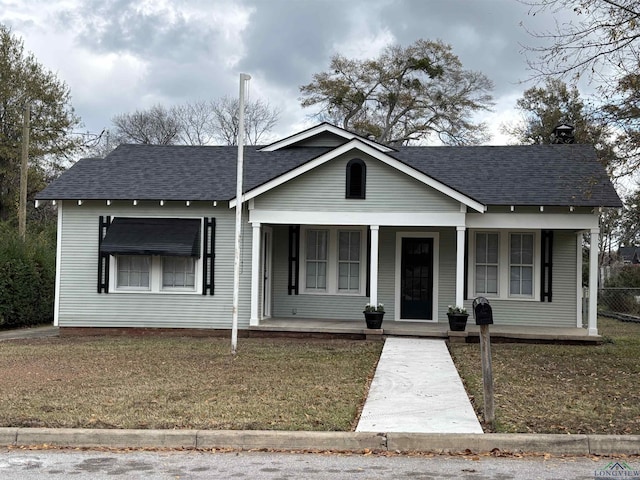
[
  {"left": 249, "top": 317, "right": 602, "bottom": 344},
  {"left": 246, "top": 215, "right": 602, "bottom": 336},
  {"left": 242, "top": 146, "right": 603, "bottom": 336}
]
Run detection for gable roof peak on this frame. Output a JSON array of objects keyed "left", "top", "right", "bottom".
[{"left": 259, "top": 122, "right": 395, "bottom": 153}]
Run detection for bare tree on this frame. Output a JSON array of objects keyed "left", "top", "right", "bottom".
[
  {"left": 110, "top": 98, "right": 280, "bottom": 147},
  {"left": 210, "top": 96, "right": 280, "bottom": 145},
  {"left": 174, "top": 100, "right": 216, "bottom": 146},
  {"left": 521, "top": 0, "right": 640, "bottom": 83},
  {"left": 111, "top": 105, "right": 182, "bottom": 145}
]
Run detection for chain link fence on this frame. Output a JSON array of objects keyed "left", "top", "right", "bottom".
[{"left": 598, "top": 287, "right": 640, "bottom": 321}]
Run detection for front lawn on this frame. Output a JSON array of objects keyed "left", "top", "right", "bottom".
[
  {"left": 0, "top": 336, "right": 382, "bottom": 431},
  {"left": 450, "top": 317, "right": 640, "bottom": 434}
]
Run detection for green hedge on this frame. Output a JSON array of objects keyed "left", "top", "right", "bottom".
[{"left": 0, "top": 224, "right": 56, "bottom": 328}]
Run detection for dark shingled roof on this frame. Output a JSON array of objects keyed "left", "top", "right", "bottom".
[
  {"left": 391, "top": 143, "right": 621, "bottom": 207},
  {"left": 37, "top": 142, "right": 622, "bottom": 207}
]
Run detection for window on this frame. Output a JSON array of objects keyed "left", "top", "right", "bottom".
[
  {"left": 475, "top": 233, "right": 499, "bottom": 295},
  {"left": 117, "top": 255, "right": 150, "bottom": 289},
  {"left": 301, "top": 227, "right": 366, "bottom": 295},
  {"left": 113, "top": 255, "right": 199, "bottom": 293},
  {"left": 162, "top": 257, "right": 196, "bottom": 289},
  {"left": 471, "top": 230, "right": 539, "bottom": 300},
  {"left": 338, "top": 231, "right": 361, "bottom": 292},
  {"left": 346, "top": 159, "right": 366, "bottom": 199},
  {"left": 305, "top": 230, "right": 328, "bottom": 290},
  {"left": 510, "top": 233, "right": 534, "bottom": 297}
]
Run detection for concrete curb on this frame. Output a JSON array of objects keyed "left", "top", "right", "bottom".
[{"left": 1, "top": 428, "right": 638, "bottom": 455}]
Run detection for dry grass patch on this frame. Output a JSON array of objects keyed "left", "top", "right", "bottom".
[
  {"left": 450, "top": 317, "right": 640, "bottom": 434},
  {"left": 0, "top": 336, "right": 382, "bottom": 431}
]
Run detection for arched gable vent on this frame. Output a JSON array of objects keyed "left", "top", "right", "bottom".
[{"left": 346, "top": 158, "right": 366, "bottom": 199}]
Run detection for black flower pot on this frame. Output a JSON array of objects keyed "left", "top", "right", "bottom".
[
  {"left": 363, "top": 311, "right": 384, "bottom": 329},
  {"left": 447, "top": 313, "right": 468, "bottom": 331}
]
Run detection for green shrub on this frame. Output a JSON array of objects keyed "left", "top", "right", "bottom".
[{"left": 0, "top": 223, "right": 55, "bottom": 328}]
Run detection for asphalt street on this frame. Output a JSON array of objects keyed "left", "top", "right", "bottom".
[{"left": 0, "top": 449, "right": 635, "bottom": 480}]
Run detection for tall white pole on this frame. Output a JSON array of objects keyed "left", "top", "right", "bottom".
[{"left": 232, "top": 73, "right": 251, "bottom": 355}]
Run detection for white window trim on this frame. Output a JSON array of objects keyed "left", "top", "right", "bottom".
[
  {"left": 508, "top": 232, "right": 536, "bottom": 298},
  {"left": 115, "top": 255, "right": 151, "bottom": 291},
  {"left": 107, "top": 216, "right": 204, "bottom": 295},
  {"left": 468, "top": 229, "right": 540, "bottom": 301},
  {"left": 475, "top": 232, "right": 500, "bottom": 296},
  {"left": 299, "top": 225, "right": 367, "bottom": 296},
  {"left": 110, "top": 255, "right": 202, "bottom": 294}
]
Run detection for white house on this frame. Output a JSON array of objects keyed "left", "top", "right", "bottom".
[{"left": 36, "top": 123, "right": 622, "bottom": 337}]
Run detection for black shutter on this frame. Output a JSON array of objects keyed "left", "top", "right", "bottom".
[
  {"left": 541, "top": 230, "right": 554, "bottom": 302},
  {"left": 202, "top": 218, "right": 215, "bottom": 295},
  {"left": 288, "top": 225, "right": 300, "bottom": 295},
  {"left": 97, "top": 216, "right": 111, "bottom": 293}
]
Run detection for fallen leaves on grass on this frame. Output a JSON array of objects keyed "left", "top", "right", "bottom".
[
  {"left": 450, "top": 317, "right": 640, "bottom": 434},
  {"left": 0, "top": 336, "right": 382, "bottom": 431}
]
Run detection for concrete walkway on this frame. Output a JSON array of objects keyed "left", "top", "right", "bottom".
[
  {"left": 356, "top": 338, "right": 484, "bottom": 434},
  {"left": 0, "top": 325, "right": 58, "bottom": 341}
]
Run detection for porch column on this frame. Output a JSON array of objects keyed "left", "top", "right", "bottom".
[
  {"left": 588, "top": 228, "right": 599, "bottom": 336},
  {"left": 369, "top": 225, "right": 379, "bottom": 306},
  {"left": 250, "top": 222, "right": 261, "bottom": 327},
  {"left": 576, "top": 231, "right": 584, "bottom": 328},
  {"left": 456, "top": 226, "right": 466, "bottom": 307}
]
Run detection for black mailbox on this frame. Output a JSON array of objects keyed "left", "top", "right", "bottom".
[{"left": 473, "top": 297, "right": 493, "bottom": 325}]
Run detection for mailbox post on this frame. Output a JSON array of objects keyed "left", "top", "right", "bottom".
[{"left": 473, "top": 297, "right": 495, "bottom": 429}]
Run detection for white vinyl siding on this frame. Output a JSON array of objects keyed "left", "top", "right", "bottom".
[
  {"left": 56, "top": 200, "right": 252, "bottom": 329},
  {"left": 253, "top": 153, "right": 460, "bottom": 213}
]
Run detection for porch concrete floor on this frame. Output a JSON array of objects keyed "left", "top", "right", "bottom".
[
  {"left": 356, "top": 338, "right": 484, "bottom": 433},
  {"left": 250, "top": 318, "right": 602, "bottom": 343}
]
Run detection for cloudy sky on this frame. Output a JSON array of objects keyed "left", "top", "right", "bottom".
[{"left": 1, "top": 0, "right": 572, "bottom": 146}]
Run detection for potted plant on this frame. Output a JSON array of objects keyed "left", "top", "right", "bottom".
[
  {"left": 447, "top": 305, "right": 469, "bottom": 331},
  {"left": 363, "top": 303, "right": 385, "bottom": 329}
]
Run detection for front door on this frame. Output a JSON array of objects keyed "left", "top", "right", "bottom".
[{"left": 400, "top": 237, "right": 434, "bottom": 320}]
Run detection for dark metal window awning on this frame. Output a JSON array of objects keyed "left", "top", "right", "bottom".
[{"left": 100, "top": 218, "right": 201, "bottom": 257}]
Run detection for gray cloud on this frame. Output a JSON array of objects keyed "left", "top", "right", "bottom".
[
  {"left": 239, "top": 0, "right": 353, "bottom": 85},
  {"left": 1, "top": 0, "right": 570, "bottom": 142}
]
